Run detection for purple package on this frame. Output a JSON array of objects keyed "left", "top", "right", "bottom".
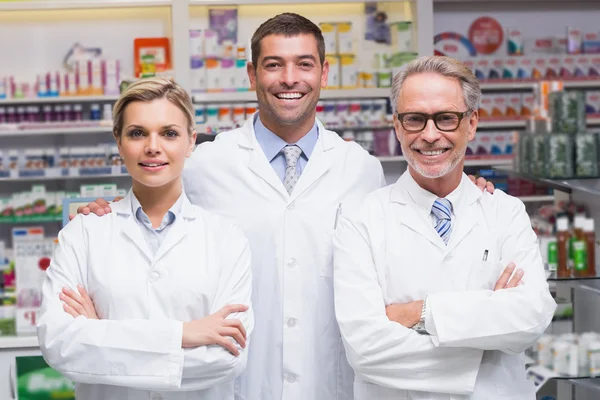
[{"left": 209, "top": 8, "right": 238, "bottom": 45}]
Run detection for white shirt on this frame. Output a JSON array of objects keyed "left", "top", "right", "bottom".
[
  {"left": 37, "top": 190, "right": 253, "bottom": 400},
  {"left": 131, "top": 190, "right": 181, "bottom": 255},
  {"left": 333, "top": 171, "right": 556, "bottom": 400}
]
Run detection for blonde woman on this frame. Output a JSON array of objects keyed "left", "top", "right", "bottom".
[{"left": 37, "top": 78, "right": 253, "bottom": 400}]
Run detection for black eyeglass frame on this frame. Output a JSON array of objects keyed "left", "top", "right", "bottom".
[{"left": 396, "top": 110, "right": 474, "bottom": 133}]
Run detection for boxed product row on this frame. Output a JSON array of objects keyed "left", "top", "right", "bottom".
[
  {"left": 341, "top": 128, "right": 396, "bottom": 157},
  {"left": 0, "top": 184, "right": 125, "bottom": 221},
  {"left": 0, "top": 59, "right": 121, "bottom": 100},
  {"left": 325, "top": 55, "right": 396, "bottom": 89},
  {"left": 535, "top": 332, "right": 600, "bottom": 376},
  {"left": 320, "top": 21, "right": 413, "bottom": 55},
  {"left": 0, "top": 103, "right": 112, "bottom": 124},
  {"left": 478, "top": 93, "right": 535, "bottom": 119},
  {"left": 477, "top": 169, "right": 553, "bottom": 197},
  {"left": 195, "top": 99, "right": 393, "bottom": 134},
  {"left": 516, "top": 131, "right": 600, "bottom": 179},
  {"left": 190, "top": 58, "right": 250, "bottom": 93},
  {"left": 0, "top": 145, "right": 123, "bottom": 174},
  {"left": 466, "top": 131, "right": 514, "bottom": 158},
  {"left": 462, "top": 54, "right": 600, "bottom": 81}
]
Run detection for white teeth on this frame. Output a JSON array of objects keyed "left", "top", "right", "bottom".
[
  {"left": 142, "top": 163, "right": 164, "bottom": 167},
  {"left": 421, "top": 150, "right": 444, "bottom": 156},
  {"left": 276, "top": 93, "right": 303, "bottom": 99}
]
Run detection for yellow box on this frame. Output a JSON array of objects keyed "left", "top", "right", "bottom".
[
  {"left": 337, "top": 22, "right": 353, "bottom": 55},
  {"left": 340, "top": 55, "right": 358, "bottom": 89},
  {"left": 319, "top": 23, "right": 337, "bottom": 56},
  {"left": 325, "top": 55, "right": 340, "bottom": 89}
]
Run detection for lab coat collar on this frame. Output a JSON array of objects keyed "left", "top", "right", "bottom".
[
  {"left": 390, "top": 170, "right": 482, "bottom": 251},
  {"left": 112, "top": 189, "right": 197, "bottom": 262},
  {"left": 238, "top": 114, "right": 334, "bottom": 201}
]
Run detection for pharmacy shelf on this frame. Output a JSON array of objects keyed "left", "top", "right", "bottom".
[
  {"left": 193, "top": 89, "right": 391, "bottom": 103},
  {"left": 0, "top": 0, "right": 171, "bottom": 11},
  {"left": 478, "top": 119, "right": 527, "bottom": 129},
  {"left": 377, "top": 156, "right": 513, "bottom": 167},
  {"left": 0, "top": 167, "right": 130, "bottom": 182},
  {"left": 0, "top": 96, "right": 119, "bottom": 105},
  {"left": 0, "top": 125, "right": 112, "bottom": 137},
  {"left": 0, "top": 335, "right": 39, "bottom": 350},
  {"left": 191, "top": 0, "right": 374, "bottom": 4},
  {"left": 479, "top": 79, "right": 600, "bottom": 91},
  {"left": 495, "top": 166, "right": 600, "bottom": 196},
  {"left": 588, "top": 117, "right": 600, "bottom": 126},
  {"left": 0, "top": 215, "right": 62, "bottom": 224},
  {"left": 518, "top": 195, "right": 555, "bottom": 203}
]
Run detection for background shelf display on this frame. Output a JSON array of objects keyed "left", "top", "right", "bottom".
[{"left": 193, "top": 88, "right": 393, "bottom": 103}]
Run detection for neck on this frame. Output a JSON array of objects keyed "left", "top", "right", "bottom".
[
  {"left": 409, "top": 160, "right": 464, "bottom": 198},
  {"left": 131, "top": 178, "right": 182, "bottom": 228},
  {"left": 258, "top": 111, "right": 316, "bottom": 144}
]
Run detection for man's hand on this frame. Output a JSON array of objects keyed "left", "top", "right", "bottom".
[
  {"left": 385, "top": 300, "right": 423, "bottom": 328},
  {"left": 69, "top": 196, "right": 123, "bottom": 221},
  {"left": 494, "top": 262, "right": 523, "bottom": 291},
  {"left": 182, "top": 304, "right": 249, "bottom": 355},
  {"left": 60, "top": 285, "right": 99, "bottom": 319},
  {"left": 468, "top": 175, "right": 495, "bottom": 194}
]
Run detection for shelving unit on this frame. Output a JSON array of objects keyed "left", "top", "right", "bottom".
[
  {"left": 0, "top": 96, "right": 120, "bottom": 105},
  {"left": 0, "top": 0, "right": 172, "bottom": 11},
  {"left": 193, "top": 88, "right": 392, "bottom": 103},
  {"left": 0, "top": 126, "right": 112, "bottom": 137}
]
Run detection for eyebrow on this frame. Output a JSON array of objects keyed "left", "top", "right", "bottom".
[
  {"left": 125, "top": 124, "right": 181, "bottom": 130},
  {"left": 261, "top": 55, "right": 318, "bottom": 63}
]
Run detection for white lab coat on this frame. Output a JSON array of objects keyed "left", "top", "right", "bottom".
[
  {"left": 333, "top": 172, "right": 556, "bottom": 400},
  {"left": 183, "top": 116, "right": 385, "bottom": 400},
  {"left": 37, "top": 191, "right": 253, "bottom": 400}
]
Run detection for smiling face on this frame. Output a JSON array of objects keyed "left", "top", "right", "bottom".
[
  {"left": 116, "top": 98, "right": 196, "bottom": 193},
  {"left": 247, "top": 33, "right": 329, "bottom": 138},
  {"left": 394, "top": 72, "right": 478, "bottom": 190}
]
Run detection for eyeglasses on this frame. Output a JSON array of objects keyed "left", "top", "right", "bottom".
[{"left": 396, "top": 110, "right": 473, "bottom": 133}]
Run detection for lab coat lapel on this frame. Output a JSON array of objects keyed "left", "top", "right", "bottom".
[
  {"left": 390, "top": 174, "right": 446, "bottom": 250},
  {"left": 112, "top": 195, "right": 153, "bottom": 262},
  {"left": 445, "top": 177, "right": 482, "bottom": 254},
  {"left": 289, "top": 122, "right": 332, "bottom": 202},
  {"left": 239, "top": 117, "right": 288, "bottom": 198},
  {"left": 154, "top": 196, "right": 196, "bottom": 263}
]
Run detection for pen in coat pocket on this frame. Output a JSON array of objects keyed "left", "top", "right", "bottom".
[
  {"left": 334, "top": 203, "right": 342, "bottom": 229},
  {"left": 482, "top": 250, "right": 488, "bottom": 261}
]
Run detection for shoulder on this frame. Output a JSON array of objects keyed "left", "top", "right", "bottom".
[
  {"left": 187, "top": 204, "right": 248, "bottom": 244},
  {"left": 57, "top": 212, "right": 117, "bottom": 246},
  {"left": 323, "top": 128, "right": 383, "bottom": 174}
]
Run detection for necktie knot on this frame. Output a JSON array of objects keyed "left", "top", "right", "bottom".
[
  {"left": 283, "top": 145, "right": 302, "bottom": 168},
  {"left": 432, "top": 198, "right": 452, "bottom": 221}
]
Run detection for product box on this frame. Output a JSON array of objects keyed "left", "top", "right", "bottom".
[
  {"left": 561, "top": 55, "right": 577, "bottom": 78},
  {"left": 507, "top": 28, "right": 523, "bottom": 55},
  {"left": 340, "top": 55, "right": 358, "bottom": 88},
  {"left": 506, "top": 94, "right": 522, "bottom": 117},
  {"left": 205, "top": 58, "right": 220, "bottom": 92},
  {"left": 491, "top": 95, "right": 507, "bottom": 117},
  {"left": 532, "top": 57, "right": 547, "bottom": 80},
  {"left": 575, "top": 55, "right": 590, "bottom": 78},
  {"left": 478, "top": 94, "right": 493, "bottom": 118},
  {"left": 204, "top": 29, "right": 220, "bottom": 58},
  {"left": 521, "top": 93, "right": 535, "bottom": 116},
  {"left": 337, "top": 22, "right": 353, "bottom": 54},
  {"left": 190, "top": 59, "right": 206, "bottom": 93},
  {"left": 90, "top": 59, "right": 103, "bottom": 95},
  {"left": 567, "top": 27, "right": 583, "bottom": 54},
  {"left": 392, "top": 22, "right": 412, "bottom": 52},
  {"left": 77, "top": 60, "right": 90, "bottom": 95},
  {"left": 502, "top": 57, "right": 519, "bottom": 79},
  {"left": 590, "top": 55, "right": 600, "bottom": 77},
  {"left": 320, "top": 23, "right": 337, "bottom": 56},
  {"left": 220, "top": 59, "right": 236, "bottom": 91},
  {"left": 574, "top": 133, "right": 599, "bottom": 177},
  {"left": 235, "top": 59, "right": 249, "bottom": 91},
  {"left": 14, "top": 237, "right": 55, "bottom": 335},
  {"left": 546, "top": 133, "right": 575, "bottom": 178},
  {"left": 585, "top": 91, "right": 600, "bottom": 114},
  {"left": 488, "top": 58, "right": 502, "bottom": 80},
  {"left": 546, "top": 56, "right": 561, "bottom": 78},
  {"left": 491, "top": 132, "right": 514, "bottom": 155},
  {"left": 517, "top": 57, "right": 533, "bottom": 79},
  {"left": 325, "top": 55, "right": 340, "bottom": 89},
  {"left": 583, "top": 32, "right": 600, "bottom": 54},
  {"left": 474, "top": 57, "right": 490, "bottom": 81}
]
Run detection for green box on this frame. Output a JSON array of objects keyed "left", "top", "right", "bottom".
[{"left": 16, "top": 356, "right": 75, "bottom": 400}]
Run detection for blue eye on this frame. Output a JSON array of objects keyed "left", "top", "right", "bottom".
[
  {"left": 128, "top": 129, "right": 144, "bottom": 138},
  {"left": 164, "top": 130, "right": 179, "bottom": 138}
]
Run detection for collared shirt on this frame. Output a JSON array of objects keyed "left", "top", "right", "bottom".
[
  {"left": 254, "top": 114, "right": 319, "bottom": 183},
  {"left": 403, "top": 170, "right": 465, "bottom": 227},
  {"left": 130, "top": 190, "right": 183, "bottom": 256}
]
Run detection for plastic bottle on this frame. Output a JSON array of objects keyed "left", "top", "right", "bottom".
[
  {"left": 557, "top": 217, "right": 570, "bottom": 278},
  {"left": 585, "top": 218, "right": 596, "bottom": 277},
  {"left": 90, "top": 104, "right": 101, "bottom": 120}
]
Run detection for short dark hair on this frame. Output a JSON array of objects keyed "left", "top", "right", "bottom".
[{"left": 250, "top": 13, "right": 326, "bottom": 69}]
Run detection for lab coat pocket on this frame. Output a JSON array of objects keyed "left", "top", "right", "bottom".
[{"left": 466, "top": 260, "right": 504, "bottom": 291}]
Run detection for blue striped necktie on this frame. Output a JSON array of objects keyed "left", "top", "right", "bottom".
[{"left": 432, "top": 198, "right": 452, "bottom": 245}]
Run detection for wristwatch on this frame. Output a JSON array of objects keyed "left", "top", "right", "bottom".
[{"left": 412, "top": 298, "right": 428, "bottom": 335}]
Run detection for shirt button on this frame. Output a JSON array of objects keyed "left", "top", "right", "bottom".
[
  {"left": 287, "top": 318, "right": 297, "bottom": 328},
  {"left": 287, "top": 203, "right": 295, "bottom": 210},
  {"left": 287, "top": 258, "right": 296, "bottom": 268},
  {"left": 285, "top": 373, "right": 297, "bottom": 383}
]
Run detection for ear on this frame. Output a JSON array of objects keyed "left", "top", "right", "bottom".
[
  {"left": 393, "top": 113, "right": 403, "bottom": 143},
  {"left": 187, "top": 130, "right": 197, "bottom": 157},
  {"left": 467, "top": 110, "right": 478, "bottom": 142},
  {"left": 247, "top": 62, "right": 257, "bottom": 90},
  {"left": 321, "top": 59, "right": 330, "bottom": 88},
  {"left": 114, "top": 133, "right": 123, "bottom": 157}
]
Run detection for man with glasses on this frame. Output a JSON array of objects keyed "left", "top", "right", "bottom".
[{"left": 332, "top": 56, "right": 556, "bottom": 399}]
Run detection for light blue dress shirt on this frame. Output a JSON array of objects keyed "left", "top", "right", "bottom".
[
  {"left": 130, "top": 190, "right": 183, "bottom": 256},
  {"left": 253, "top": 114, "right": 319, "bottom": 183}
]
